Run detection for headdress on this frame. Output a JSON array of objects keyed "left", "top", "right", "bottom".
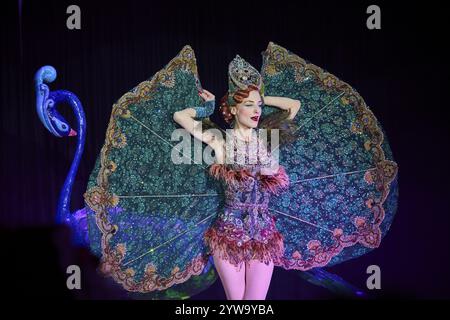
[{"left": 227, "top": 55, "right": 264, "bottom": 106}]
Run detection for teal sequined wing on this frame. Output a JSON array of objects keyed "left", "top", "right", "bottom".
[
  {"left": 84, "top": 45, "right": 221, "bottom": 299},
  {"left": 260, "top": 42, "right": 398, "bottom": 270}
]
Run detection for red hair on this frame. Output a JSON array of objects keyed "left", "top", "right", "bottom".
[
  {"left": 211, "top": 84, "right": 299, "bottom": 147},
  {"left": 219, "top": 84, "right": 262, "bottom": 125}
]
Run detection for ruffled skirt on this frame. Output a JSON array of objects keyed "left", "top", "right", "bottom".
[{"left": 203, "top": 208, "right": 285, "bottom": 269}]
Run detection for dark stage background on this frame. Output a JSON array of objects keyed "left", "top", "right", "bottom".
[{"left": 1, "top": 0, "right": 449, "bottom": 299}]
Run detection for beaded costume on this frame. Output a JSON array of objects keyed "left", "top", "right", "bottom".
[
  {"left": 82, "top": 42, "right": 399, "bottom": 299},
  {"left": 204, "top": 129, "right": 289, "bottom": 269}
]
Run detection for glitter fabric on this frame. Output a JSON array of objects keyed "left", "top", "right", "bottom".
[{"left": 82, "top": 42, "right": 398, "bottom": 298}]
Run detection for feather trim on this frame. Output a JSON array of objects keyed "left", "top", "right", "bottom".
[
  {"left": 209, "top": 164, "right": 254, "bottom": 187},
  {"left": 204, "top": 227, "right": 285, "bottom": 268},
  {"left": 257, "top": 165, "right": 290, "bottom": 195}
]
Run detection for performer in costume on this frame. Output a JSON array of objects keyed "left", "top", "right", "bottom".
[
  {"left": 78, "top": 42, "right": 398, "bottom": 299},
  {"left": 174, "top": 55, "right": 301, "bottom": 299}
]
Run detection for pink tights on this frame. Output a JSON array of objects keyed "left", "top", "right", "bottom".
[{"left": 213, "top": 252, "right": 275, "bottom": 300}]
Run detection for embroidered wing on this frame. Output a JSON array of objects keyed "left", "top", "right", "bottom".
[
  {"left": 83, "top": 46, "right": 222, "bottom": 298},
  {"left": 260, "top": 42, "right": 399, "bottom": 269}
]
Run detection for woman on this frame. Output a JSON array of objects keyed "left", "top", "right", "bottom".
[
  {"left": 82, "top": 42, "right": 398, "bottom": 300},
  {"left": 173, "top": 55, "right": 301, "bottom": 299}
]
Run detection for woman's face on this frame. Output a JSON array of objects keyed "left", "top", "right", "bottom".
[{"left": 231, "top": 90, "right": 263, "bottom": 129}]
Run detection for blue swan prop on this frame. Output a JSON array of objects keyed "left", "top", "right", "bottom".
[
  {"left": 34, "top": 65, "right": 367, "bottom": 298},
  {"left": 35, "top": 65, "right": 88, "bottom": 246}
]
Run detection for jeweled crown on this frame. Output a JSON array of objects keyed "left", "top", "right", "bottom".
[{"left": 227, "top": 55, "right": 264, "bottom": 105}]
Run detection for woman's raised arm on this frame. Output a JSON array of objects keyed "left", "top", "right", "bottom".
[
  {"left": 263, "top": 96, "right": 301, "bottom": 120},
  {"left": 173, "top": 89, "right": 223, "bottom": 148}
]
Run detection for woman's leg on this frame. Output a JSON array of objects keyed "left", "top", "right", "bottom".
[
  {"left": 213, "top": 252, "right": 246, "bottom": 300},
  {"left": 243, "top": 259, "right": 274, "bottom": 300}
]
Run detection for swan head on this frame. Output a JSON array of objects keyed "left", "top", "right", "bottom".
[
  {"left": 48, "top": 107, "right": 77, "bottom": 137},
  {"left": 35, "top": 65, "right": 77, "bottom": 138}
]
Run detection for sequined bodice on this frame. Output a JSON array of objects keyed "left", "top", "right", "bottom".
[
  {"left": 210, "top": 129, "right": 284, "bottom": 213},
  {"left": 224, "top": 129, "right": 272, "bottom": 169},
  {"left": 207, "top": 129, "right": 289, "bottom": 244}
]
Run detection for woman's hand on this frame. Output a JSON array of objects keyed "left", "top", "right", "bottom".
[
  {"left": 173, "top": 88, "right": 223, "bottom": 148},
  {"left": 199, "top": 89, "right": 215, "bottom": 102},
  {"left": 263, "top": 96, "right": 301, "bottom": 120}
]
